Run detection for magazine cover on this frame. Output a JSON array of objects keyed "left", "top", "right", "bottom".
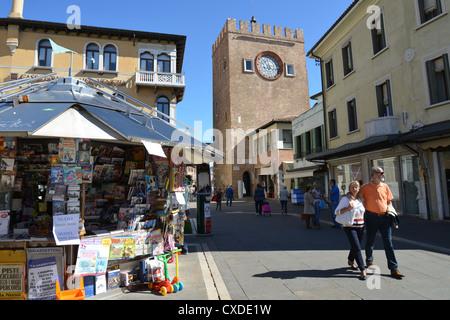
[
  {"left": 59, "top": 138, "right": 76, "bottom": 163},
  {"left": 51, "top": 166, "right": 64, "bottom": 183},
  {"left": 145, "top": 175, "right": 157, "bottom": 192},
  {"left": 63, "top": 165, "right": 77, "bottom": 185}
]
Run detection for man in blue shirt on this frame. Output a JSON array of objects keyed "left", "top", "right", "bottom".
[
  {"left": 225, "top": 185, "right": 234, "bottom": 206},
  {"left": 329, "top": 179, "right": 341, "bottom": 228}
]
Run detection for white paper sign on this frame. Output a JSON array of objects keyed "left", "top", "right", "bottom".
[
  {"left": 175, "top": 192, "right": 186, "bottom": 205},
  {"left": 27, "top": 257, "right": 58, "bottom": 300},
  {"left": 0, "top": 211, "right": 10, "bottom": 236},
  {"left": 52, "top": 214, "right": 80, "bottom": 245}
]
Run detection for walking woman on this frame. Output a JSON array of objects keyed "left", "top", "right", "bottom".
[
  {"left": 303, "top": 185, "right": 316, "bottom": 228},
  {"left": 335, "top": 181, "right": 366, "bottom": 280}
]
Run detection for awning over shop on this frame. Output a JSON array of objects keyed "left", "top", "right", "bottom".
[
  {"left": 284, "top": 168, "right": 317, "bottom": 179},
  {"left": 32, "top": 106, "right": 124, "bottom": 140},
  {"left": 0, "top": 77, "right": 219, "bottom": 163},
  {"left": 306, "top": 134, "right": 400, "bottom": 161}
]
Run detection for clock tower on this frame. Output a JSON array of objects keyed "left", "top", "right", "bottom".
[{"left": 212, "top": 18, "right": 310, "bottom": 196}]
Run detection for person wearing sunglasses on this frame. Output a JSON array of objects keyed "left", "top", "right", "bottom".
[{"left": 360, "top": 167, "right": 405, "bottom": 280}]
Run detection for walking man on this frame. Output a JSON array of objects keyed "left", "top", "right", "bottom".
[
  {"left": 329, "top": 179, "right": 341, "bottom": 228},
  {"left": 360, "top": 167, "right": 405, "bottom": 279},
  {"left": 225, "top": 185, "right": 234, "bottom": 206}
]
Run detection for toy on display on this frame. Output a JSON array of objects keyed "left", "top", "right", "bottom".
[{"left": 148, "top": 249, "right": 183, "bottom": 296}]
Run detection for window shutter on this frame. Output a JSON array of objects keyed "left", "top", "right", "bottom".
[
  {"left": 443, "top": 54, "right": 450, "bottom": 100},
  {"left": 376, "top": 84, "right": 384, "bottom": 117},
  {"left": 418, "top": 0, "right": 426, "bottom": 23},
  {"left": 386, "top": 80, "right": 393, "bottom": 116},
  {"left": 348, "top": 42, "right": 353, "bottom": 71},
  {"left": 380, "top": 14, "right": 386, "bottom": 49},
  {"left": 436, "top": 0, "right": 443, "bottom": 14},
  {"left": 426, "top": 60, "right": 439, "bottom": 104}
]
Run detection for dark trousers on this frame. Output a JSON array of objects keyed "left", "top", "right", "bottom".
[
  {"left": 365, "top": 211, "right": 398, "bottom": 270},
  {"left": 255, "top": 200, "right": 263, "bottom": 215},
  {"left": 280, "top": 200, "right": 287, "bottom": 213},
  {"left": 344, "top": 227, "right": 365, "bottom": 271}
]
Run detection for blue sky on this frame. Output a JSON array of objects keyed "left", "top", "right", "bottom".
[{"left": 1, "top": 0, "right": 354, "bottom": 140}]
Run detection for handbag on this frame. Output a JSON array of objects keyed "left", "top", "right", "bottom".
[
  {"left": 335, "top": 207, "right": 355, "bottom": 226},
  {"left": 319, "top": 199, "right": 328, "bottom": 210}
]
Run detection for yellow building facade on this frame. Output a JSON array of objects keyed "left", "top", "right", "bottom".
[
  {"left": 0, "top": 0, "right": 186, "bottom": 125},
  {"left": 308, "top": 0, "right": 450, "bottom": 220}
]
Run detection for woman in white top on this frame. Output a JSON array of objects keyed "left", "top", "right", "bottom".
[{"left": 335, "top": 180, "right": 366, "bottom": 280}]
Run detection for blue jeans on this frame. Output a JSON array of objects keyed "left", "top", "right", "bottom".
[
  {"left": 364, "top": 211, "right": 398, "bottom": 270},
  {"left": 314, "top": 202, "right": 321, "bottom": 225},
  {"left": 255, "top": 200, "right": 263, "bottom": 215},
  {"left": 280, "top": 200, "right": 287, "bottom": 213},
  {"left": 330, "top": 200, "right": 341, "bottom": 227},
  {"left": 344, "top": 227, "right": 365, "bottom": 271}
]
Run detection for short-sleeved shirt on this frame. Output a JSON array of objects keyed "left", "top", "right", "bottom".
[
  {"left": 330, "top": 185, "right": 340, "bottom": 201},
  {"left": 360, "top": 181, "right": 393, "bottom": 214}
]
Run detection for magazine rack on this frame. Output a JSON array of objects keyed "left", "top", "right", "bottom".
[{"left": 55, "top": 278, "right": 85, "bottom": 300}]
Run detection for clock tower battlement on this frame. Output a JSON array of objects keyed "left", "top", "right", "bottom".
[{"left": 213, "top": 18, "right": 304, "bottom": 55}]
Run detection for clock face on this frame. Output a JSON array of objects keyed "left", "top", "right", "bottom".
[{"left": 256, "top": 52, "right": 282, "bottom": 80}]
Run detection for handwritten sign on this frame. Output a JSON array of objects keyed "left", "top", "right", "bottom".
[{"left": 52, "top": 214, "right": 80, "bottom": 245}]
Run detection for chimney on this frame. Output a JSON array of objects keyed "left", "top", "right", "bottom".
[{"left": 8, "top": 0, "right": 24, "bottom": 19}]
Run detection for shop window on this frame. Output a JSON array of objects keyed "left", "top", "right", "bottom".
[
  {"left": 140, "top": 52, "right": 154, "bottom": 72},
  {"left": 103, "top": 45, "right": 117, "bottom": 71},
  {"left": 400, "top": 155, "right": 422, "bottom": 215},
  {"left": 85, "top": 43, "right": 100, "bottom": 70},
  {"left": 376, "top": 80, "right": 394, "bottom": 117},
  {"left": 157, "top": 96, "right": 170, "bottom": 122},
  {"left": 372, "top": 157, "right": 401, "bottom": 212},
  {"left": 157, "top": 54, "right": 171, "bottom": 73},
  {"left": 38, "top": 39, "right": 52, "bottom": 67},
  {"left": 426, "top": 54, "right": 450, "bottom": 105},
  {"left": 334, "top": 163, "right": 363, "bottom": 197}
]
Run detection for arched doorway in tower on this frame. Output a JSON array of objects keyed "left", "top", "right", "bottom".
[{"left": 243, "top": 171, "right": 251, "bottom": 197}]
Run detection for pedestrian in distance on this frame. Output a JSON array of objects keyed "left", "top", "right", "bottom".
[
  {"left": 329, "top": 179, "right": 341, "bottom": 228},
  {"left": 214, "top": 188, "right": 223, "bottom": 212},
  {"left": 312, "top": 182, "right": 322, "bottom": 229},
  {"left": 225, "top": 185, "right": 234, "bottom": 206},
  {"left": 335, "top": 181, "right": 366, "bottom": 280},
  {"left": 302, "top": 185, "right": 316, "bottom": 228},
  {"left": 361, "top": 166, "right": 405, "bottom": 279},
  {"left": 279, "top": 185, "right": 289, "bottom": 215},
  {"left": 254, "top": 184, "right": 266, "bottom": 216}
]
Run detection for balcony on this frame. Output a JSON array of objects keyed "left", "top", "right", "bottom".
[
  {"left": 135, "top": 70, "right": 185, "bottom": 88},
  {"left": 365, "top": 116, "right": 400, "bottom": 138}
]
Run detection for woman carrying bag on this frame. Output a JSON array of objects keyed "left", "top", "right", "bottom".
[{"left": 335, "top": 181, "right": 366, "bottom": 280}]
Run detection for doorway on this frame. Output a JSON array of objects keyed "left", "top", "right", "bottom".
[{"left": 243, "top": 171, "right": 251, "bottom": 197}]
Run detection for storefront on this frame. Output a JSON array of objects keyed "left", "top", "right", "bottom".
[{"left": 0, "top": 76, "right": 210, "bottom": 299}]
